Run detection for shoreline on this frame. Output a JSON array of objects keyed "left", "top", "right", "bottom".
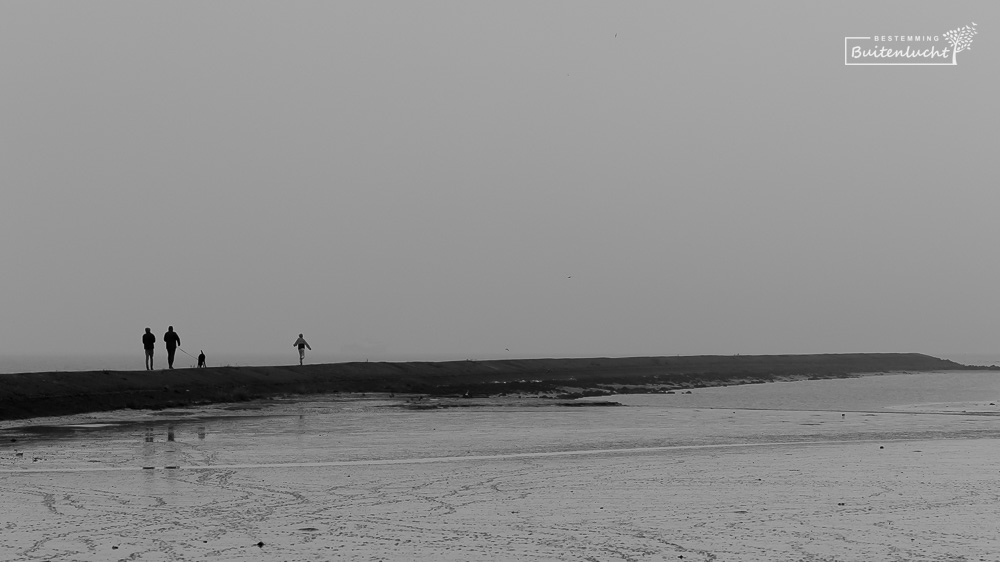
[{"left": 0, "top": 353, "right": 990, "bottom": 421}]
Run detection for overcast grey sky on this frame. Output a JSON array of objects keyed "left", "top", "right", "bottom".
[{"left": 2, "top": 2, "right": 998, "bottom": 360}]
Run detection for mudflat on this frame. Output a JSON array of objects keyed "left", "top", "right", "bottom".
[
  {"left": 0, "top": 353, "right": 978, "bottom": 420},
  {"left": 3, "top": 391, "right": 1000, "bottom": 561}
]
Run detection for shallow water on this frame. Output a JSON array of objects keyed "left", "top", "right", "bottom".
[
  {"left": 2, "top": 373, "right": 1000, "bottom": 560},
  {"left": 606, "top": 370, "right": 1000, "bottom": 413}
]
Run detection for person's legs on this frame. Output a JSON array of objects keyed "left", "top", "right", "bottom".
[
  {"left": 167, "top": 348, "right": 175, "bottom": 369},
  {"left": 146, "top": 349, "right": 154, "bottom": 370},
  {"left": 299, "top": 347, "right": 305, "bottom": 365}
]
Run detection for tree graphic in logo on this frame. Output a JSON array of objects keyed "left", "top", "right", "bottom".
[{"left": 943, "top": 22, "right": 977, "bottom": 64}]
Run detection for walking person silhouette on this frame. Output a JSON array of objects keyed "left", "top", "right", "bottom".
[
  {"left": 164, "top": 326, "right": 180, "bottom": 369},
  {"left": 142, "top": 328, "right": 155, "bottom": 370},
  {"left": 293, "top": 334, "right": 311, "bottom": 365}
]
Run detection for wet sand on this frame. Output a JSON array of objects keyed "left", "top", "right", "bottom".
[
  {"left": 0, "top": 353, "right": 975, "bottom": 420},
  {"left": 3, "top": 392, "right": 1000, "bottom": 560}
]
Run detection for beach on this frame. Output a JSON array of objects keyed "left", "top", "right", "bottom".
[{"left": 3, "top": 370, "right": 1000, "bottom": 561}]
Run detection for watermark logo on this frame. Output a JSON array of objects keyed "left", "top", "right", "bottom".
[{"left": 845, "top": 22, "right": 977, "bottom": 65}]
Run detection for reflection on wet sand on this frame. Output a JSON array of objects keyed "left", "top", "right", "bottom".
[{"left": 1, "top": 391, "right": 1000, "bottom": 560}]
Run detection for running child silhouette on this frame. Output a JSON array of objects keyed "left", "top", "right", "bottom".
[{"left": 293, "top": 334, "right": 311, "bottom": 365}]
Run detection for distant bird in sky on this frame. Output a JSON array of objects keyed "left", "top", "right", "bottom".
[{"left": 506, "top": 348, "right": 509, "bottom": 352}]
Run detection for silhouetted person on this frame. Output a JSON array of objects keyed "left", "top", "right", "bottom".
[
  {"left": 197, "top": 350, "right": 206, "bottom": 368},
  {"left": 293, "top": 333, "right": 311, "bottom": 365},
  {"left": 164, "top": 326, "right": 180, "bottom": 369},
  {"left": 142, "top": 328, "right": 155, "bottom": 370}
]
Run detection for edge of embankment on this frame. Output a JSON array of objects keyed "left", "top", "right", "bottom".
[{"left": 0, "top": 353, "right": 992, "bottom": 420}]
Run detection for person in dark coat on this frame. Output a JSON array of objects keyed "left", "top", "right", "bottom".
[
  {"left": 142, "top": 328, "right": 156, "bottom": 370},
  {"left": 164, "top": 326, "right": 181, "bottom": 369}
]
